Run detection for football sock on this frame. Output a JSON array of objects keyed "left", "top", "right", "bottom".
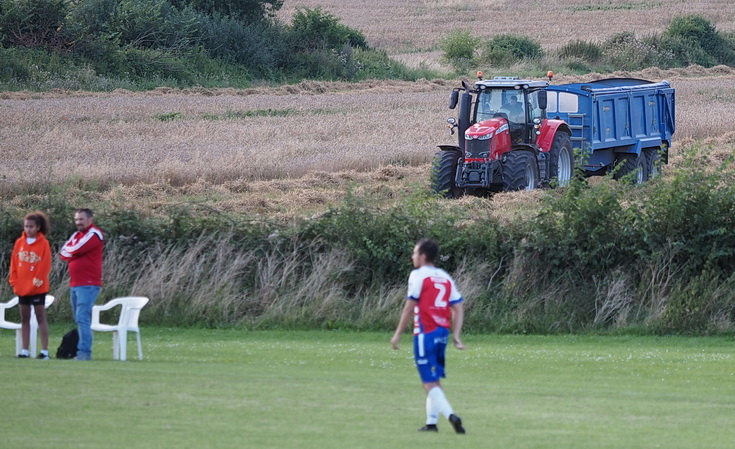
[
  {"left": 428, "top": 386, "right": 454, "bottom": 419},
  {"left": 425, "top": 394, "right": 439, "bottom": 425}
]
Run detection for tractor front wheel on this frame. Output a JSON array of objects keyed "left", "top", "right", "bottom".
[
  {"left": 431, "top": 150, "right": 463, "bottom": 198},
  {"left": 502, "top": 150, "right": 539, "bottom": 191}
]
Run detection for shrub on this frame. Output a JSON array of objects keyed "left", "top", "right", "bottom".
[
  {"left": 438, "top": 29, "right": 479, "bottom": 72},
  {"left": 351, "top": 47, "right": 415, "bottom": 80},
  {"left": 200, "top": 12, "right": 283, "bottom": 76},
  {"left": 602, "top": 32, "right": 673, "bottom": 71},
  {"left": 663, "top": 15, "right": 735, "bottom": 67},
  {"left": 0, "top": 0, "right": 71, "bottom": 50},
  {"left": 479, "top": 34, "right": 543, "bottom": 68},
  {"left": 557, "top": 39, "right": 602, "bottom": 63},
  {"left": 168, "top": 0, "right": 283, "bottom": 23},
  {"left": 106, "top": 0, "right": 204, "bottom": 52},
  {"left": 288, "top": 7, "right": 368, "bottom": 53}
]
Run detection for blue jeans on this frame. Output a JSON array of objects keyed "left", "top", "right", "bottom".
[{"left": 70, "top": 286, "right": 101, "bottom": 357}]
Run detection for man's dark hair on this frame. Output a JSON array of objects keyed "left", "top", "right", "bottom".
[
  {"left": 76, "top": 208, "right": 94, "bottom": 218},
  {"left": 416, "top": 239, "right": 439, "bottom": 263}
]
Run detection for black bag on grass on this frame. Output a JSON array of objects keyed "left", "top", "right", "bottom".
[{"left": 56, "top": 328, "right": 79, "bottom": 359}]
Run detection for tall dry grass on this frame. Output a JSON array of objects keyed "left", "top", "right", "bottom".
[{"left": 36, "top": 236, "right": 408, "bottom": 329}]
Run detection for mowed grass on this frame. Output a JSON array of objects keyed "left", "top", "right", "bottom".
[{"left": 2, "top": 328, "right": 735, "bottom": 449}]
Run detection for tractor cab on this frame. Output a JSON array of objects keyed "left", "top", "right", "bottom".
[{"left": 471, "top": 76, "right": 549, "bottom": 145}]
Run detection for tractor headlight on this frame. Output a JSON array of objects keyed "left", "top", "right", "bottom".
[{"left": 477, "top": 133, "right": 491, "bottom": 141}]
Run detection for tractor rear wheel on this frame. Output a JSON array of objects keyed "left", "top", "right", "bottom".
[
  {"left": 502, "top": 150, "right": 539, "bottom": 191},
  {"left": 431, "top": 150, "right": 463, "bottom": 198},
  {"left": 613, "top": 153, "right": 648, "bottom": 184},
  {"left": 549, "top": 132, "right": 573, "bottom": 187}
]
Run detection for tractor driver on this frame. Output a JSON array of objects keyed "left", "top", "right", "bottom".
[{"left": 500, "top": 95, "right": 524, "bottom": 122}]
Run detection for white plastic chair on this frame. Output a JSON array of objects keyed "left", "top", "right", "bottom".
[
  {"left": 91, "top": 296, "right": 149, "bottom": 361},
  {"left": 0, "top": 295, "right": 55, "bottom": 358}
]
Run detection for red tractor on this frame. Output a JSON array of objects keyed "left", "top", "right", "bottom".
[
  {"left": 432, "top": 73, "right": 675, "bottom": 196},
  {"left": 432, "top": 73, "right": 573, "bottom": 196}
]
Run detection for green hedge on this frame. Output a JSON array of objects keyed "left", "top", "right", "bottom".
[{"left": 2, "top": 145, "right": 735, "bottom": 334}]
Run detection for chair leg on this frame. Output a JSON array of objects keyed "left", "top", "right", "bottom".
[
  {"left": 136, "top": 331, "right": 143, "bottom": 360},
  {"left": 119, "top": 329, "right": 128, "bottom": 361},
  {"left": 29, "top": 320, "right": 38, "bottom": 358},
  {"left": 15, "top": 329, "right": 22, "bottom": 356},
  {"left": 112, "top": 331, "right": 120, "bottom": 360}
]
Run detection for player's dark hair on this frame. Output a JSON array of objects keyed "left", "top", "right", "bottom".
[
  {"left": 76, "top": 208, "right": 94, "bottom": 219},
  {"left": 416, "top": 239, "right": 439, "bottom": 263},
  {"left": 24, "top": 211, "right": 50, "bottom": 235}
]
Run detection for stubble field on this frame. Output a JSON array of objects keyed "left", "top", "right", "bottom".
[
  {"left": 2, "top": 67, "right": 735, "bottom": 221},
  {"left": 3, "top": 0, "right": 735, "bottom": 220},
  {"left": 278, "top": 0, "right": 735, "bottom": 70}
]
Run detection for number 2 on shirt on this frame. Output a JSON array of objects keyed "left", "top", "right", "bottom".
[{"left": 433, "top": 282, "right": 448, "bottom": 308}]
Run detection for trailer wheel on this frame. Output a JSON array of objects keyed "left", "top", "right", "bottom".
[
  {"left": 431, "top": 150, "right": 463, "bottom": 198},
  {"left": 502, "top": 150, "right": 539, "bottom": 191},
  {"left": 613, "top": 153, "right": 648, "bottom": 184},
  {"left": 549, "top": 132, "right": 573, "bottom": 187},
  {"left": 644, "top": 147, "right": 662, "bottom": 180}
]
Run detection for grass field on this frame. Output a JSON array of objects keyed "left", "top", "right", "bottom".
[{"left": 2, "top": 328, "right": 735, "bottom": 449}]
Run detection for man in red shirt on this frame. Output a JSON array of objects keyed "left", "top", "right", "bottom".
[
  {"left": 391, "top": 239, "right": 466, "bottom": 434},
  {"left": 60, "top": 208, "right": 104, "bottom": 361}
]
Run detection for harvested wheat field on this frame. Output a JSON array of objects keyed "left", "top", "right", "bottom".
[
  {"left": 3, "top": 0, "right": 735, "bottom": 220},
  {"left": 278, "top": 0, "right": 735, "bottom": 70},
  {"left": 3, "top": 66, "right": 735, "bottom": 221}
]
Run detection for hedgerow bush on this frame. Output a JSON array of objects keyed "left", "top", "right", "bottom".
[
  {"left": 601, "top": 32, "right": 674, "bottom": 70},
  {"left": 557, "top": 39, "right": 602, "bottom": 63},
  {"left": 479, "top": 34, "right": 544, "bottom": 67},
  {"left": 1, "top": 1, "right": 422, "bottom": 89},
  {"left": 442, "top": 14, "right": 734, "bottom": 76},
  {"left": 664, "top": 14, "right": 735, "bottom": 67},
  {"left": 3, "top": 146, "right": 735, "bottom": 333},
  {"left": 0, "top": 0, "right": 71, "bottom": 50},
  {"left": 438, "top": 29, "right": 479, "bottom": 73},
  {"left": 288, "top": 7, "right": 367, "bottom": 52}
]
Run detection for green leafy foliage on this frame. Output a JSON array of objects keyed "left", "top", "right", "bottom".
[
  {"left": 601, "top": 32, "right": 674, "bottom": 70},
  {"left": 168, "top": 0, "right": 283, "bottom": 23},
  {"left": 0, "top": 1, "right": 414, "bottom": 89},
  {"left": 438, "top": 29, "right": 479, "bottom": 72},
  {"left": 0, "top": 0, "right": 71, "bottom": 50},
  {"left": 4, "top": 145, "right": 735, "bottom": 333},
  {"left": 663, "top": 15, "right": 735, "bottom": 67},
  {"left": 557, "top": 39, "right": 603, "bottom": 63},
  {"left": 479, "top": 34, "right": 544, "bottom": 67},
  {"left": 288, "top": 7, "right": 368, "bottom": 52}
]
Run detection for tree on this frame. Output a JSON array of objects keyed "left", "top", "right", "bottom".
[
  {"left": 168, "top": 0, "right": 283, "bottom": 23},
  {"left": 0, "top": 0, "right": 71, "bottom": 50}
]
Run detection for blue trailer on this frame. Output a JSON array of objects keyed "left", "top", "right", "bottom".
[
  {"left": 545, "top": 78, "right": 675, "bottom": 181},
  {"left": 432, "top": 75, "right": 676, "bottom": 196}
]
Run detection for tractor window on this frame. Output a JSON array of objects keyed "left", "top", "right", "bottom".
[
  {"left": 528, "top": 90, "right": 545, "bottom": 120},
  {"left": 499, "top": 93, "right": 525, "bottom": 123},
  {"left": 476, "top": 89, "right": 505, "bottom": 122}
]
